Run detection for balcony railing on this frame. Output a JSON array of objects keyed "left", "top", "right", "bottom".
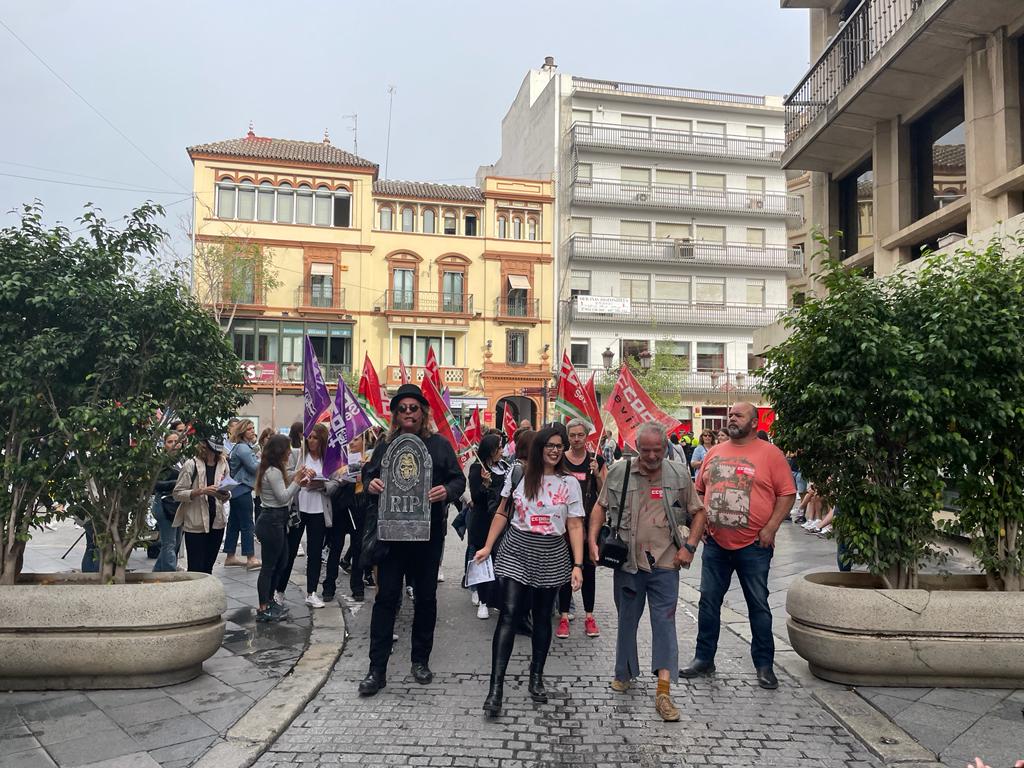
[
  {"left": 295, "top": 285, "right": 346, "bottom": 310},
  {"left": 381, "top": 290, "right": 474, "bottom": 315},
  {"left": 572, "top": 178, "right": 803, "bottom": 219},
  {"left": 591, "top": 367, "right": 763, "bottom": 395},
  {"left": 572, "top": 76, "right": 766, "bottom": 107},
  {"left": 567, "top": 234, "right": 803, "bottom": 270},
  {"left": 567, "top": 296, "right": 786, "bottom": 328},
  {"left": 571, "top": 122, "right": 784, "bottom": 165},
  {"left": 250, "top": 362, "right": 351, "bottom": 385},
  {"left": 784, "top": 0, "right": 923, "bottom": 144},
  {"left": 384, "top": 365, "right": 469, "bottom": 388},
  {"left": 494, "top": 296, "right": 541, "bottom": 319}
]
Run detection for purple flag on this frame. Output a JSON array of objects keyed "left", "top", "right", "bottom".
[
  {"left": 325, "top": 377, "right": 373, "bottom": 477},
  {"left": 302, "top": 336, "right": 331, "bottom": 438}
]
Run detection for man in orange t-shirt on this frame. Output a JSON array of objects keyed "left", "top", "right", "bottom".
[{"left": 682, "top": 402, "right": 796, "bottom": 690}]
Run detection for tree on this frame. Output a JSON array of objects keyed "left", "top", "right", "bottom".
[
  {"left": 595, "top": 346, "right": 689, "bottom": 411},
  {"left": 192, "top": 224, "right": 281, "bottom": 332}
]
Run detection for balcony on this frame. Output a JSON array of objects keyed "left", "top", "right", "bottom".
[
  {"left": 572, "top": 76, "right": 767, "bottom": 107},
  {"left": 494, "top": 296, "right": 541, "bottom": 322},
  {"left": 246, "top": 361, "right": 351, "bottom": 386},
  {"left": 566, "top": 234, "right": 803, "bottom": 271},
  {"left": 571, "top": 178, "right": 803, "bottom": 219},
  {"left": 295, "top": 285, "right": 346, "bottom": 310},
  {"left": 571, "top": 122, "right": 784, "bottom": 165},
  {"left": 566, "top": 296, "right": 786, "bottom": 328},
  {"left": 384, "top": 365, "right": 469, "bottom": 389},
  {"left": 592, "top": 367, "right": 763, "bottom": 395},
  {"left": 379, "top": 290, "right": 474, "bottom": 317}
]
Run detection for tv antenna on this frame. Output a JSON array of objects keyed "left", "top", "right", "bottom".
[
  {"left": 342, "top": 113, "right": 358, "bottom": 155},
  {"left": 384, "top": 85, "right": 397, "bottom": 177}
]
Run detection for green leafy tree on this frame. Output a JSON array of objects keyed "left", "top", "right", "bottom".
[{"left": 595, "top": 346, "right": 688, "bottom": 412}]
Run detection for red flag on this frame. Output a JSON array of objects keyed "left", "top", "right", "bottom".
[
  {"left": 608, "top": 365, "right": 679, "bottom": 449},
  {"left": 502, "top": 405, "right": 518, "bottom": 444},
  {"left": 358, "top": 353, "right": 387, "bottom": 420},
  {"left": 424, "top": 346, "right": 442, "bottom": 392},
  {"left": 553, "top": 352, "right": 592, "bottom": 428},
  {"left": 463, "top": 407, "right": 483, "bottom": 446},
  {"left": 583, "top": 374, "right": 603, "bottom": 453},
  {"left": 421, "top": 375, "right": 471, "bottom": 467},
  {"left": 398, "top": 355, "right": 411, "bottom": 385}
]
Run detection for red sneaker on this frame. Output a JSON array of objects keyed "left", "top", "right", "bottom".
[
  {"left": 585, "top": 615, "right": 600, "bottom": 637},
  {"left": 555, "top": 616, "right": 570, "bottom": 639}
]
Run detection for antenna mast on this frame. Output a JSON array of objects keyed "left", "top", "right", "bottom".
[
  {"left": 384, "top": 85, "right": 397, "bottom": 178},
  {"left": 342, "top": 113, "right": 358, "bottom": 155}
]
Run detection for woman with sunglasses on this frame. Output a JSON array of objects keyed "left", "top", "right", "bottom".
[{"left": 473, "top": 426, "right": 585, "bottom": 717}]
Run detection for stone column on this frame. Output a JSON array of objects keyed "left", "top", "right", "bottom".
[{"left": 872, "top": 118, "right": 913, "bottom": 276}]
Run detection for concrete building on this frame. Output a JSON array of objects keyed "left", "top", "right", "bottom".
[
  {"left": 779, "top": 0, "right": 1024, "bottom": 296},
  {"left": 484, "top": 59, "right": 803, "bottom": 432},
  {"left": 188, "top": 130, "right": 554, "bottom": 432}
]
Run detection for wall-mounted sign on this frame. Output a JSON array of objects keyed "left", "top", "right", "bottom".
[{"left": 576, "top": 295, "right": 631, "bottom": 315}]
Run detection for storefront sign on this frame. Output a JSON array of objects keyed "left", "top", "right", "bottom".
[{"left": 242, "top": 362, "right": 278, "bottom": 383}]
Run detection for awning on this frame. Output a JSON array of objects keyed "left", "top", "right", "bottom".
[
  {"left": 310, "top": 263, "right": 333, "bottom": 275},
  {"left": 507, "top": 274, "right": 531, "bottom": 290}
]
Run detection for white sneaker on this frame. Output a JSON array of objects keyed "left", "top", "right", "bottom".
[
  {"left": 273, "top": 591, "right": 285, "bottom": 606},
  {"left": 305, "top": 593, "right": 325, "bottom": 609},
  {"left": 804, "top": 520, "right": 822, "bottom": 532},
  {"left": 297, "top": 544, "right": 305, "bottom": 557},
  {"left": 817, "top": 524, "right": 833, "bottom": 535},
  {"left": 801, "top": 520, "right": 817, "bottom": 529},
  {"left": 477, "top": 603, "right": 489, "bottom": 619},
  {"left": 471, "top": 589, "right": 480, "bottom": 606},
  {"left": 406, "top": 585, "right": 414, "bottom": 599},
  {"left": 437, "top": 572, "right": 445, "bottom": 583}
]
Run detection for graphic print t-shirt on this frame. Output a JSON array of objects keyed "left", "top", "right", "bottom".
[
  {"left": 695, "top": 439, "right": 795, "bottom": 550},
  {"left": 501, "top": 473, "right": 584, "bottom": 536}
]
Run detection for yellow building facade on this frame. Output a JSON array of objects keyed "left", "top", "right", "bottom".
[{"left": 188, "top": 130, "right": 555, "bottom": 432}]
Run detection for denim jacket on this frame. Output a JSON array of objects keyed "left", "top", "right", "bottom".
[{"left": 228, "top": 441, "right": 258, "bottom": 496}]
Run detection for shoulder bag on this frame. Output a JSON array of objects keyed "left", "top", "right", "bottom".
[{"left": 596, "top": 459, "right": 631, "bottom": 569}]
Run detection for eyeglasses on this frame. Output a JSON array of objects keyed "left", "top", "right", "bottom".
[
  {"left": 395, "top": 404, "right": 421, "bottom": 414},
  {"left": 544, "top": 443, "right": 565, "bottom": 451}
]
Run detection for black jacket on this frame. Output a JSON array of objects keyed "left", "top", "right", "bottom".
[
  {"left": 467, "top": 462, "right": 502, "bottom": 549},
  {"left": 362, "top": 433, "right": 466, "bottom": 539}
]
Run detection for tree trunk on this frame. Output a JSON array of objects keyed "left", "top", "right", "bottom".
[{"left": 0, "top": 539, "right": 25, "bottom": 585}]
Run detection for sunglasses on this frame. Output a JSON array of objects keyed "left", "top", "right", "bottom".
[{"left": 395, "top": 403, "right": 421, "bottom": 414}]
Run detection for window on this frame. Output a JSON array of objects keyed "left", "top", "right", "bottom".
[
  {"left": 621, "top": 114, "right": 651, "bottom": 128},
  {"left": 656, "top": 169, "right": 690, "bottom": 187},
  {"left": 465, "top": 213, "right": 478, "bottom": 236},
  {"left": 237, "top": 181, "right": 256, "bottom": 220},
  {"left": 527, "top": 217, "right": 537, "bottom": 240},
  {"left": 443, "top": 211, "right": 457, "bottom": 235},
  {"left": 695, "top": 173, "right": 726, "bottom": 192},
  {"left": 216, "top": 181, "right": 236, "bottom": 218},
  {"left": 442, "top": 271, "right": 464, "bottom": 313},
  {"left": 506, "top": 274, "right": 530, "bottom": 316},
  {"left": 379, "top": 206, "right": 393, "bottom": 230},
  {"left": 314, "top": 186, "right": 332, "bottom": 227},
  {"left": 422, "top": 209, "right": 436, "bottom": 234},
  {"left": 296, "top": 185, "right": 313, "bottom": 225},
  {"left": 276, "top": 182, "right": 294, "bottom": 223},
  {"left": 657, "top": 117, "right": 691, "bottom": 132},
  {"left": 570, "top": 217, "right": 591, "bottom": 235},
  {"left": 232, "top": 323, "right": 256, "bottom": 360},
  {"left": 696, "top": 342, "right": 725, "bottom": 371},
  {"left": 400, "top": 336, "right": 456, "bottom": 366},
  {"left": 746, "top": 279, "right": 766, "bottom": 306},
  {"left": 622, "top": 339, "right": 649, "bottom": 361},
  {"left": 838, "top": 158, "right": 874, "bottom": 257},
  {"left": 655, "top": 275, "right": 690, "bottom": 302},
  {"left": 332, "top": 191, "right": 351, "bottom": 227},
  {"left": 281, "top": 324, "right": 304, "bottom": 370},
  {"left": 746, "top": 227, "right": 766, "bottom": 246},
  {"left": 232, "top": 256, "right": 257, "bottom": 304},
  {"left": 576, "top": 163, "right": 592, "bottom": 185},
  {"left": 257, "top": 182, "right": 275, "bottom": 222},
  {"left": 695, "top": 224, "right": 726, "bottom": 243},
  {"left": 507, "top": 330, "right": 527, "bottom": 365},
  {"left": 310, "top": 264, "right": 333, "bottom": 308},
  {"left": 621, "top": 166, "right": 651, "bottom": 184},
  {"left": 748, "top": 343, "right": 765, "bottom": 373},
  {"left": 569, "top": 270, "right": 591, "bottom": 297},
  {"left": 497, "top": 216, "right": 507, "bottom": 239},
  {"left": 695, "top": 278, "right": 725, "bottom": 304},
  {"left": 392, "top": 268, "right": 414, "bottom": 310},
  {"left": 620, "top": 220, "right": 650, "bottom": 239},
  {"left": 512, "top": 217, "right": 523, "bottom": 239},
  {"left": 620, "top": 273, "right": 650, "bottom": 301},
  {"left": 401, "top": 207, "right": 415, "bottom": 232},
  {"left": 911, "top": 86, "right": 966, "bottom": 219},
  {"left": 695, "top": 121, "right": 726, "bottom": 135},
  {"left": 746, "top": 125, "right": 766, "bottom": 139},
  {"left": 656, "top": 339, "right": 690, "bottom": 369},
  {"left": 656, "top": 221, "right": 690, "bottom": 239},
  {"left": 571, "top": 109, "right": 592, "bottom": 124},
  {"left": 570, "top": 340, "right": 590, "bottom": 368},
  {"left": 746, "top": 176, "right": 766, "bottom": 194}
]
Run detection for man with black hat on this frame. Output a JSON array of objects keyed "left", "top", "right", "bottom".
[{"left": 357, "top": 383, "right": 466, "bottom": 696}]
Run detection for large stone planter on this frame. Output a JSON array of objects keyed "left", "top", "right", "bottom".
[
  {"left": 0, "top": 572, "right": 226, "bottom": 690},
  {"left": 787, "top": 572, "right": 1024, "bottom": 687}
]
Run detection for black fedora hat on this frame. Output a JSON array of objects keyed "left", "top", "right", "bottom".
[{"left": 390, "top": 383, "right": 429, "bottom": 413}]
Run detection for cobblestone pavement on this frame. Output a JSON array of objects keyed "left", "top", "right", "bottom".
[
  {"left": 2, "top": 520, "right": 314, "bottom": 768},
  {"left": 254, "top": 524, "right": 886, "bottom": 768}
]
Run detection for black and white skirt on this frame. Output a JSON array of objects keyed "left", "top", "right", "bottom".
[{"left": 494, "top": 524, "right": 571, "bottom": 589}]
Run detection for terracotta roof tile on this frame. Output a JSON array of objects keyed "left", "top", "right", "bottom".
[
  {"left": 188, "top": 133, "right": 377, "bottom": 170},
  {"left": 373, "top": 179, "right": 483, "bottom": 203},
  {"left": 932, "top": 143, "right": 965, "bottom": 170}
]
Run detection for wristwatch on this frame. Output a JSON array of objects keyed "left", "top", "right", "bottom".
[
  {"left": 682, "top": 543, "right": 697, "bottom": 555},
  {"left": 572, "top": 563, "right": 583, "bottom": 569}
]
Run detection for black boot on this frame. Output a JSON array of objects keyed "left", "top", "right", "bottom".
[
  {"left": 528, "top": 670, "right": 547, "bottom": 703},
  {"left": 482, "top": 663, "right": 507, "bottom": 717},
  {"left": 358, "top": 668, "right": 386, "bottom": 696}
]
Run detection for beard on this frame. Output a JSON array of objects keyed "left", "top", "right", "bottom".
[{"left": 727, "top": 422, "right": 753, "bottom": 439}]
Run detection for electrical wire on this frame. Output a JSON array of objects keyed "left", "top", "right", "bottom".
[
  {"left": 0, "top": 172, "right": 190, "bottom": 195},
  {"left": 0, "top": 159, "right": 172, "bottom": 188}
]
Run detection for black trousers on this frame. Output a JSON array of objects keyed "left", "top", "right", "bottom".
[
  {"left": 277, "top": 516, "right": 304, "bottom": 594},
  {"left": 492, "top": 578, "right": 559, "bottom": 675},
  {"left": 558, "top": 560, "right": 596, "bottom": 613},
  {"left": 368, "top": 535, "right": 445, "bottom": 672},
  {"left": 338, "top": 493, "right": 368, "bottom": 596},
  {"left": 255, "top": 507, "right": 289, "bottom": 605},
  {"left": 184, "top": 528, "right": 224, "bottom": 574},
  {"left": 302, "top": 512, "right": 344, "bottom": 596}
]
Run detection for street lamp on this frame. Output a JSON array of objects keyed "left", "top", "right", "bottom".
[
  {"left": 638, "top": 349, "right": 652, "bottom": 371},
  {"left": 602, "top": 346, "right": 615, "bottom": 372}
]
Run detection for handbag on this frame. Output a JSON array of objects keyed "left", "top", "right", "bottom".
[{"left": 596, "top": 459, "right": 631, "bottom": 569}]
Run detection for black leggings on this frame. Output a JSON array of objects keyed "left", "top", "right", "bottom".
[
  {"left": 184, "top": 528, "right": 224, "bottom": 574},
  {"left": 277, "top": 517, "right": 305, "bottom": 594},
  {"left": 255, "top": 508, "right": 289, "bottom": 606},
  {"left": 491, "top": 578, "right": 559, "bottom": 676},
  {"left": 558, "top": 561, "right": 596, "bottom": 614},
  {"left": 302, "top": 512, "right": 344, "bottom": 595}
]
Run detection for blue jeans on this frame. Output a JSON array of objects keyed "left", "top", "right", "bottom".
[
  {"left": 82, "top": 521, "right": 99, "bottom": 573},
  {"left": 223, "top": 491, "right": 255, "bottom": 556},
  {"left": 695, "top": 536, "right": 775, "bottom": 669},
  {"left": 613, "top": 567, "right": 680, "bottom": 682},
  {"left": 152, "top": 498, "right": 182, "bottom": 572}
]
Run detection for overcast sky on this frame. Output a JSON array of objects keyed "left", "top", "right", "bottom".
[{"left": 1, "top": 1, "right": 809, "bottom": 246}]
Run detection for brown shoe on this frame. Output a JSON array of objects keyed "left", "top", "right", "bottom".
[
  {"left": 655, "top": 693, "right": 680, "bottom": 722},
  {"left": 610, "top": 678, "right": 630, "bottom": 693},
  {"left": 223, "top": 555, "right": 246, "bottom": 567}
]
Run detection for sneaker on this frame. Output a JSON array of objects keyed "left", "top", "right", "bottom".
[
  {"left": 305, "top": 593, "right": 325, "bottom": 609},
  {"left": 655, "top": 693, "right": 680, "bottom": 722},
  {"left": 322, "top": 592, "right": 335, "bottom": 603},
  {"left": 555, "top": 616, "right": 570, "bottom": 639},
  {"left": 405, "top": 585, "right": 414, "bottom": 599},
  {"left": 477, "top": 603, "right": 489, "bottom": 619},
  {"left": 804, "top": 521, "right": 822, "bottom": 532},
  {"left": 801, "top": 519, "right": 817, "bottom": 529},
  {"left": 364, "top": 573, "right": 376, "bottom": 588},
  {"left": 272, "top": 591, "right": 285, "bottom": 606},
  {"left": 437, "top": 572, "right": 445, "bottom": 583},
  {"left": 816, "top": 524, "right": 833, "bottom": 536},
  {"left": 794, "top": 516, "right": 806, "bottom": 525},
  {"left": 256, "top": 608, "right": 281, "bottom": 623},
  {"left": 351, "top": 592, "right": 365, "bottom": 603},
  {"left": 584, "top": 615, "right": 600, "bottom": 638},
  {"left": 340, "top": 559, "right": 352, "bottom": 574},
  {"left": 470, "top": 589, "right": 480, "bottom": 606},
  {"left": 268, "top": 602, "right": 289, "bottom": 618},
  {"left": 610, "top": 678, "right": 630, "bottom": 692}
]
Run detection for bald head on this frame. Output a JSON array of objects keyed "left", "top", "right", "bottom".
[{"left": 726, "top": 402, "right": 759, "bottom": 442}]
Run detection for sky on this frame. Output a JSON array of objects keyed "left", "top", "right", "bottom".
[{"left": 0, "top": 1, "right": 810, "bottom": 249}]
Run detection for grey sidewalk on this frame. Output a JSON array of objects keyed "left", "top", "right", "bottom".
[{"left": 1, "top": 520, "right": 320, "bottom": 768}]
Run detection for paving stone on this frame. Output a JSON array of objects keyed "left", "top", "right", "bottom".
[
  {"left": 43, "top": 726, "right": 140, "bottom": 767},
  {"left": 123, "top": 713, "right": 217, "bottom": 750},
  {"left": 76, "top": 752, "right": 163, "bottom": 768},
  {"left": 103, "top": 695, "right": 189, "bottom": 728},
  {"left": 0, "top": 748, "right": 58, "bottom": 768},
  {"left": 146, "top": 734, "right": 217, "bottom": 765}
]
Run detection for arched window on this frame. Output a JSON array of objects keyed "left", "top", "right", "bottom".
[
  {"left": 314, "top": 185, "right": 332, "bottom": 227},
  {"left": 512, "top": 217, "right": 523, "bottom": 240},
  {"left": 443, "top": 210, "right": 457, "bottom": 235},
  {"left": 296, "top": 184, "right": 313, "bottom": 225},
  {"left": 497, "top": 215, "right": 507, "bottom": 239},
  {"left": 464, "top": 213, "right": 478, "bottom": 237},
  {"left": 332, "top": 188, "right": 351, "bottom": 227},
  {"left": 257, "top": 182, "right": 275, "bottom": 222},
  {"left": 422, "top": 209, "right": 436, "bottom": 234},
  {"left": 379, "top": 205, "right": 394, "bottom": 230},
  {"left": 216, "top": 180, "right": 236, "bottom": 219},
  {"left": 527, "top": 217, "right": 538, "bottom": 241},
  {"left": 236, "top": 180, "right": 256, "bottom": 220},
  {"left": 276, "top": 182, "right": 294, "bottom": 223},
  {"left": 401, "top": 207, "right": 415, "bottom": 232}
]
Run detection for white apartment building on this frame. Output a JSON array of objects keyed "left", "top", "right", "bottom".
[{"left": 483, "top": 59, "right": 803, "bottom": 431}]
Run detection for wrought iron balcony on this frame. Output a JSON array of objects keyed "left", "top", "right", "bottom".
[
  {"left": 571, "top": 76, "right": 766, "bottom": 107},
  {"left": 295, "top": 285, "right": 346, "bottom": 310},
  {"left": 379, "top": 290, "right": 474, "bottom": 315},
  {"left": 384, "top": 365, "right": 469, "bottom": 389},
  {"left": 572, "top": 178, "right": 803, "bottom": 219},
  {"left": 567, "top": 296, "right": 786, "bottom": 328},
  {"left": 494, "top": 296, "right": 541, "bottom": 320},
  {"left": 784, "top": 0, "right": 923, "bottom": 145},
  {"left": 566, "top": 234, "right": 803, "bottom": 271},
  {"left": 571, "top": 122, "right": 784, "bottom": 165}
]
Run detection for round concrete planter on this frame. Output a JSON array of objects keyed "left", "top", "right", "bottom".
[
  {"left": 787, "top": 572, "right": 1024, "bottom": 687},
  {"left": 0, "top": 572, "right": 226, "bottom": 690}
]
